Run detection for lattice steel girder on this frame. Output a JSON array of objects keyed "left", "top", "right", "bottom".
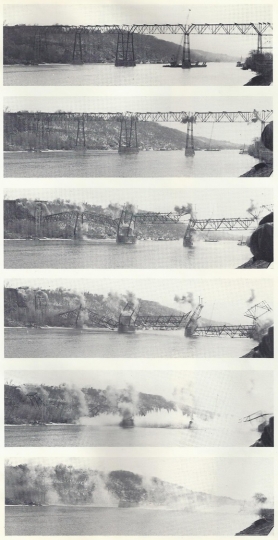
[
  {"left": 87, "top": 309, "right": 118, "bottom": 329},
  {"left": 134, "top": 211, "right": 189, "bottom": 224},
  {"left": 135, "top": 312, "right": 190, "bottom": 327},
  {"left": 82, "top": 212, "right": 118, "bottom": 228},
  {"left": 6, "top": 23, "right": 273, "bottom": 35},
  {"left": 43, "top": 210, "right": 118, "bottom": 229},
  {"left": 5, "top": 111, "right": 273, "bottom": 123},
  {"left": 189, "top": 217, "right": 256, "bottom": 231},
  {"left": 244, "top": 300, "right": 272, "bottom": 320},
  {"left": 54, "top": 308, "right": 80, "bottom": 320},
  {"left": 194, "top": 324, "right": 253, "bottom": 337},
  {"left": 43, "top": 211, "right": 79, "bottom": 222}
]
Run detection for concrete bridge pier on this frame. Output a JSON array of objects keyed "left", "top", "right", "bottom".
[
  {"left": 183, "top": 233, "right": 193, "bottom": 247},
  {"left": 182, "top": 33, "right": 191, "bottom": 69},
  {"left": 115, "top": 31, "right": 136, "bottom": 66},
  {"left": 118, "top": 308, "right": 136, "bottom": 333},
  {"left": 118, "top": 117, "right": 139, "bottom": 154},
  {"left": 184, "top": 120, "right": 195, "bottom": 156}
]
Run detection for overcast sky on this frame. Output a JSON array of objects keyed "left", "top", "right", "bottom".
[
  {"left": 5, "top": 277, "right": 273, "bottom": 325},
  {"left": 4, "top": 4, "right": 273, "bottom": 57},
  {"left": 4, "top": 95, "right": 272, "bottom": 144},
  {"left": 5, "top": 456, "right": 273, "bottom": 501},
  {"left": 4, "top": 187, "right": 273, "bottom": 219},
  {"left": 5, "top": 369, "right": 273, "bottom": 419}
]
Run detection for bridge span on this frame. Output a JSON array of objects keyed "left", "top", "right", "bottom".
[
  {"left": 4, "top": 110, "right": 272, "bottom": 155},
  {"left": 5, "top": 23, "right": 273, "bottom": 66},
  {"left": 5, "top": 201, "right": 261, "bottom": 246}
]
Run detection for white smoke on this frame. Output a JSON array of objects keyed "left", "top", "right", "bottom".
[
  {"left": 91, "top": 473, "right": 118, "bottom": 507},
  {"left": 246, "top": 199, "right": 259, "bottom": 219},
  {"left": 174, "top": 292, "right": 196, "bottom": 308},
  {"left": 247, "top": 289, "right": 256, "bottom": 304}
]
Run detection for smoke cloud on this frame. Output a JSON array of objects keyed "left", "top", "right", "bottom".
[
  {"left": 247, "top": 289, "right": 256, "bottom": 304},
  {"left": 174, "top": 292, "right": 196, "bottom": 308},
  {"left": 174, "top": 204, "right": 193, "bottom": 217},
  {"left": 246, "top": 200, "right": 259, "bottom": 219}
]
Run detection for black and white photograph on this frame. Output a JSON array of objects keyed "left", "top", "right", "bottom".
[
  {"left": 5, "top": 369, "right": 274, "bottom": 448},
  {"left": 4, "top": 96, "right": 273, "bottom": 178},
  {"left": 4, "top": 277, "right": 274, "bottom": 358},
  {"left": 4, "top": 187, "right": 274, "bottom": 269},
  {"left": 2, "top": 0, "right": 277, "bottom": 538},
  {"left": 5, "top": 456, "right": 274, "bottom": 535},
  {"left": 3, "top": 4, "right": 273, "bottom": 87}
]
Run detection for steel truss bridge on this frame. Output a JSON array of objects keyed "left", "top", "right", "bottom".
[
  {"left": 54, "top": 306, "right": 119, "bottom": 330},
  {"left": 239, "top": 411, "right": 272, "bottom": 423},
  {"left": 5, "top": 202, "right": 269, "bottom": 246},
  {"left": 192, "top": 300, "right": 272, "bottom": 338},
  {"left": 183, "top": 216, "right": 257, "bottom": 244},
  {"left": 134, "top": 313, "right": 190, "bottom": 329},
  {"left": 4, "top": 110, "right": 273, "bottom": 153},
  {"left": 186, "top": 217, "right": 256, "bottom": 232},
  {"left": 5, "top": 23, "right": 273, "bottom": 65},
  {"left": 193, "top": 324, "right": 254, "bottom": 338},
  {"left": 4, "top": 203, "right": 191, "bottom": 238},
  {"left": 53, "top": 305, "right": 191, "bottom": 331}
]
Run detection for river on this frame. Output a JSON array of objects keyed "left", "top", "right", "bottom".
[
  {"left": 5, "top": 506, "right": 257, "bottom": 535},
  {"left": 4, "top": 62, "right": 254, "bottom": 86},
  {"left": 5, "top": 424, "right": 258, "bottom": 448},
  {"left": 5, "top": 328, "right": 255, "bottom": 358},
  {"left": 4, "top": 239, "right": 251, "bottom": 269},
  {"left": 4, "top": 150, "right": 258, "bottom": 178}
]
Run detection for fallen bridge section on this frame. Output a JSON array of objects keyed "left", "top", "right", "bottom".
[
  {"left": 193, "top": 324, "right": 254, "bottom": 337},
  {"left": 135, "top": 313, "right": 191, "bottom": 329}
]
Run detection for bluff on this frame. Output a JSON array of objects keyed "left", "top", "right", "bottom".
[
  {"left": 4, "top": 286, "right": 230, "bottom": 329},
  {"left": 6, "top": 463, "right": 246, "bottom": 511},
  {"left": 5, "top": 383, "right": 215, "bottom": 425},
  {"left": 4, "top": 26, "right": 238, "bottom": 65},
  {"left": 4, "top": 114, "right": 240, "bottom": 152}
]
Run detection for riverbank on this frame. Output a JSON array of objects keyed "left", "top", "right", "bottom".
[{"left": 236, "top": 509, "right": 274, "bottom": 535}]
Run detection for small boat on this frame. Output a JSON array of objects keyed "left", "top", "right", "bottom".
[
  {"left": 237, "top": 237, "right": 247, "bottom": 246},
  {"left": 205, "top": 233, "right": 219, "bottom": 242},
  {"left": 239, "top": 144, "right": 248, "bottom": 154},
  {"left": 236, "top": 57, "right": 244, "bottom": 67}
]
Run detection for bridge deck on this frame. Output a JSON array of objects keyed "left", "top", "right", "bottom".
[
  {"left": 5, "top": 23, "right": 273, "bottom": 35},
  {"left": 194, "top": 324, "right": 254, "bottom": 337}
]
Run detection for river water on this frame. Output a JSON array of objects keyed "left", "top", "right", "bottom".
[
  {"left": 4, "top": 62, "right": 253, "bottom": 86},
  {"left": 4, "top": 150, "right": 258, "bottom": 178},
  {"left": 4, "top": 239, "right": 251, "bottom": 269},
  {"left": 5, "top": 328, "right": 255, "bottom": 358},
  {"left": 5, "top": 424, "right": 257, "bottom": 448},
  {"left": 5, "top": 506, "right": 256, "bottom": 535}
]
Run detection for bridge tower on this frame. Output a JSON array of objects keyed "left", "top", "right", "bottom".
[
  {"left": 183, "top": 220, "right": 194, "bottom": 247},
  {"left": 182, "top": 33, "right": 191, "bottom": 68},
  {"left": 116, "top": 210, "right": 137, "bottom": 243},
  {"left": 118, "top": 117, "right": 139, "bottom": 154},
  {"left": 72, "top": 29, "right": 84, "bottom": 64},
  {"left": 75, "top": 117, "right": 86, "bottom": 149},
  {"left": 115, "top": 31, "right": 136, "bottom": 66},
  {"left": 184, "top": 298, "right": 204, "bottom": 337},
  {"left": 33, "top": 30, "right": 48, "bottom": 65},
  {"left": 34, "top": 203, "right": 43, "bottom": 237},
  {"left": 33, "top": 31, "right": 41, "bottom": 65},
  {"left": 184, "top": 119, "right": 195, "bottom": 157},
  {"left": 118, "top": 303, "right": 137, "bottom": 333}
]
